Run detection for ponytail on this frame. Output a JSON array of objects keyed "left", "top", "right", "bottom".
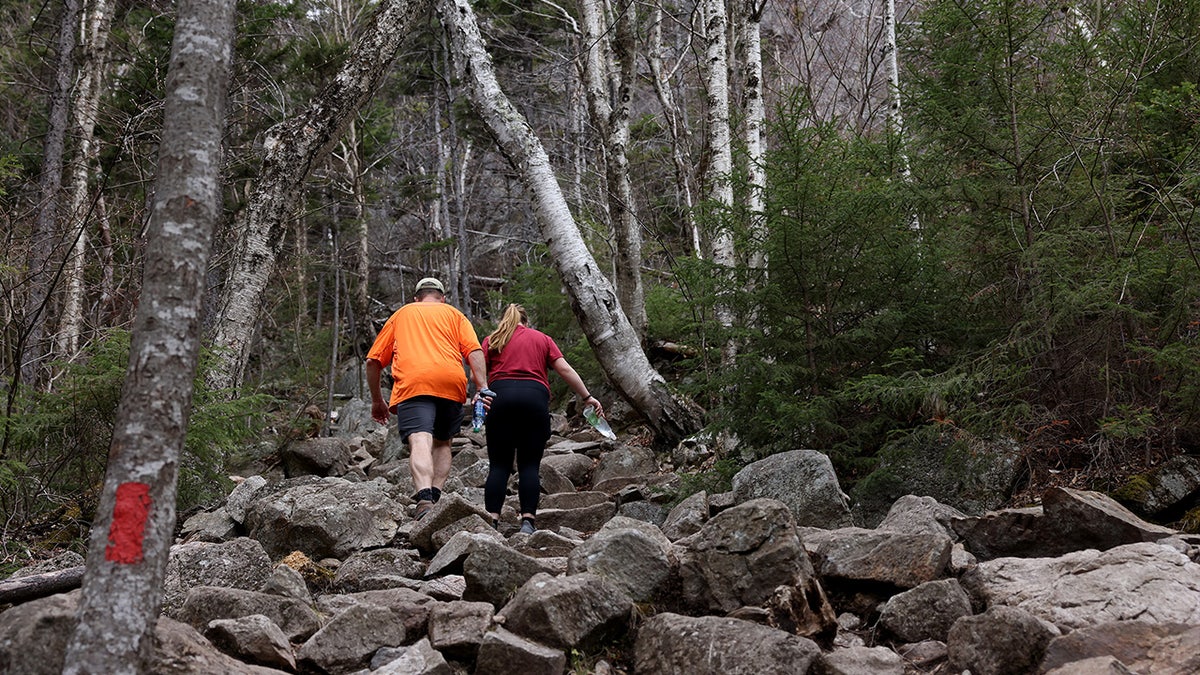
[{"left": 487, "top": 304, "right": 527, "bottom": 352}]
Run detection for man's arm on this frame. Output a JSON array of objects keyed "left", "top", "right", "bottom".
[
  {"left": 466, "top": 349, "right": 488, "bottom": 393},
  {"left": 366, "top": 358, "right": 389, "bottom": 424}
]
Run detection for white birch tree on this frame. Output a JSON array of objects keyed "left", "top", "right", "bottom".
[
  {"left": 62, "top": 0, "right": 236, "bottom": 670},
  {"left": 58, "top": 0, "right": 116, "bottom": 360},
  {"left": 580, "top": 0, "right": 646, "bottom": 337},
  {"left": 436, "top": 0, "right": 704, "bottom": 444},
  {"left": 702, "top": 0, "right": 737, "bottom": 363},
  {"left": 206, "top": 0, "right": 429, "bottom": 393},
  {"left": 737, "top": 0, "right": 767, "bottom": 272}
]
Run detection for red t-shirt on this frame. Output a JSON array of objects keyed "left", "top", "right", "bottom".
[{"left": 483, "top": 325, "right": 563, "bottom": 392}]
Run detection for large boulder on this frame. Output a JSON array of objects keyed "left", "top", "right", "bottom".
[
  {"left": 661, "top": 490, "right": 708, "bottom": 541},
  {"left": 876, "top": 494, "right": 966, "bottom": 539},
  {"left": 332, "top": 548, "right": 424, "bottom": 593},
  {"left": 370, "top": 637, "right": 454, "bottom": 675},
  {"left": 244, "top": 477, "right": 406, "bottom": 559},
  {"left": 1113, "top": 454, "right": 1200, "bottom": 519},
  {"left": 1039, "top": 620, "right": 1195, "bottom": 674},
  {"left": 297, "top": 603, "right": 406, "bottom": 674},
  {"left": 590, "top": 445, "right": 658, "bottom": 487},
  {"left": 316, "top": 588, "right": 438, "bottom": 640},
  {"left": 877, "top": 578, "right": 973, "bottom": 643},
  {"left": 426, "top": 600, "right": 494, "bottom": 661},
  {"left": 802, "top": 527, "right": 952, "bottom": 589},
  {"left": 409, "top": 492, "right": 491, "bottom": 553},
  {"left": 541, "top": 453, "right": 594, "bottom": 487},
  {"left": 279, "top": 436, "right": 356, "bottom": 477},
  {"left": 474, "top": 628, "right": 565, "bottom": 675},
  {"left": 851, "top": 432, "right": 1021, "bottom": 526},
  {"left": 177, "top": 586, "right": 323, "bottom": 642},
  {"left": 634, "top": 613, "right": 821, "bottom": 675},
  {"left": 961, "top": 542, "right": 1200, "bottom": 631},
  {"left": 204, "top": 614, "right": 296, "bottom": 671},
  {"left": 162, "top": 538, "right": 273, "bottom": 616},
  {"left": 499, "top": 572, "right": 631, "bottom": 651},
  {"left": 462, "top": 539, "right": 553, "bottom": 607},
  {"left": 567, "top": 517, "right": 674, "bottom": 601},
  {"left": 677, "top": 498, "right": 835, "bottom": 637},
  {"left": 947, "top": 606, "right": 1058, "bottom": 675},
  {"left": 731, "top": 450, "right": 852, "bottom": 528}
]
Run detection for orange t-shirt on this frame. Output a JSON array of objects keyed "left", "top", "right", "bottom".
[{"left": 366, "top": 301, "right": 482, "bottom": 409}]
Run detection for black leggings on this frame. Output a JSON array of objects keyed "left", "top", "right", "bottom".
[{"left": 484, "top": 379, "right": 551, "bottom": 516}]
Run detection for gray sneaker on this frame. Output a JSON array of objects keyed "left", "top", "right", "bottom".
[{"left": 519, "top": 518, "right": 536, "bottom": 535}]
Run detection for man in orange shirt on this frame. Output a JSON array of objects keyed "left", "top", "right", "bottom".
[{"left": 366, "top": 277, "right": 489, "bottom": 519}]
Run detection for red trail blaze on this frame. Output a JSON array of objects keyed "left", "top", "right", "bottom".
[{"left": 105, "top": 482, "right": 152, "bottom": 564}]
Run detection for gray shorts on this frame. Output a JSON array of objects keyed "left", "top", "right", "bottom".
[{"left": 394, "top": 396, "right": 465, "bottom": 443}]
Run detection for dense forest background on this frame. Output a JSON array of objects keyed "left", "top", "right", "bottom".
[{"left": 3, "top": 0, "right": 1200, "bottom": 563}]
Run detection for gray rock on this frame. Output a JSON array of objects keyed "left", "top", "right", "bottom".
[
  {"left": 802, "top": 527, "right": 952, "bottom": 588},
  {"left": 431, "top": 513, "right": 500, "bottom": 550},
  {"left": 474, "top": 628, "right": 566, "bottom": 675},
  {"left": 1113, "top": 454, "right": 1200, "bottom": 518},
  {"left": 1042, "top": 486, "right": 1177, "bottom": 551},
  {"left": 316, "top": 587, "right": 437, "bottom": 639},
  {"left": 280, "top": 436, "right": 355, "bottom": 477},
  {"left": 540, "top": 491, "right": 610, "bottom": 509},
  {"left": 0, "top": 592, "right": 285, "bottom": 675},
  {"left": 370, "top": 637, "right": 454, "bottom": 675},
  {"left": 244, "top": 477, "right": 406, "bottom": 559},
  {"left": 180, "top": 506, "right": 238, "bottom": 542},
  {"left": 499, "top": 572, "right": 631, "bottom": 651},
  {"left": 204, "top": 613, "right": 296, "bottom": 671},
  {"left": 457, "top": 459, "right": 490, "bottom": 488},
  {"left": 162, "top": 538, "right": 272, "bottom": 617},
  {"left": 261, "top": 563, "right": 312, "bottom": 603},
  {"left": 661, "top": 490, "right": 708, "bottom": 541},
  {"left": 421, "top": 574, "right": 467, "bottom": 601},
  {"left": 6, "top": 551, "right": 84, "bottom": 579},
  {"left": 513, "top": 528, "right": 583, "bottom": 559},
  {"left": 226, "top": 475, "right": 268, "bottom": 523},
  {"left": 426, "top": 600, "right": 494, "bottom": 661},
  {"left": 1044, "top": 656, "right": 1135, "bottom": 675},
  {"left": 818, "top": 645, "right": 905, "bottom": 675},
  {"left": 731, "top": 449, "right": 852, "bottom": 528},
  {"left": 947, "top": 606, "right": 1058, "bottom": 675},
  {"left": 409, "top": 492, "right": 491, "bottom": 553},
  {"left": 878, "top": 579, "right": 973, "bottom": 642},
  {"left": 462, "top": 538, "right": 551, "bottom": 607},
  {"left": 877, "top": 494, "right": 966, "bottom": 539},
  {"left": 850, "top": 434, "right": 1020, "bottom": 526},
  {"left": 297, "top": 603, "right": 406, "bottom": 674},
  {"left": 897, "top": 640, "right": 947, "bottom": 670},
  {"left": 541, "top": 453, "right": 594, "bottom": 486},
  {"left": 961, "top": 542, "right": 1200, "bottom": 631},
  {"left": 1039, "top": 620, "right": 1193, "bottom": 673},
  {"left": 177, "top": 586, "right": 323, "bottom": 642},
  {"left": 536, "top": 501, "right": 617, "bottom": 534},
  {"left": 950, "top": 505, "right": 1050, "bottom": 560},
  {"left": 333, "top": 547, "right": 424, "bottom": 592},
  {"left": 634, "top": 612, "right": 821, "bottom": 675},
  {"left": 591, "top": 445, "right": 658, "bottom": 486},
  {"left": 539, "top": 462, "right": 576, "bottom": 494},
  {"left": 677, "top": 498, "right": 835, "bottom": 637},
  {"left": 425, "top": 531, "right": 496, "bottom": 577},
  {"left": 567, "top": 521, "right": 673, "bottom": 601},
  {"left": 617, "top": 500, "right": 667, "bottom": 525}
]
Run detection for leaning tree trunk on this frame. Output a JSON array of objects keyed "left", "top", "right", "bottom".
[
  {"left": 883, "top": 0, "right": 920, "bottom": 234},
  {"left": 61, "top": 0, "right": 235, "bottom": 672},
  {"left": 206, "top": 0, "right": 428, "bottom": 393},
  {"left": 436, "top": 0, "right": 703, "bottom": 446}
]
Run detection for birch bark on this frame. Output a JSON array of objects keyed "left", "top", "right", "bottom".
[
  {"left": 647, "top": 4, "right": 699, "bottom": 257},
  {"left": 206, "top": 0, "right": 428, "bottom": 392},
  {"left": 436, "top": 0, "right": 703, "bottom": 444},
  {"left": 702, "top": 0, "right": 737, "bottom": 363},
  {"left": 738, "top": 0, "right": 767, "bottom": 272},
  {"left": 58, "top": 0, "right": 116, "bottom": 360},
  {"left": 579, "top": 0, "right": 646, "bottom": 337},
  {"left": 62, "top": 0, "right": 235, "bottom": 671}
]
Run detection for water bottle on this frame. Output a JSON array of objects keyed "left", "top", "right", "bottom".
[
  {"left": 583, "top": 404, "right": 616, "bottom": 440},
  {"left": 472, "top": 388, "right": 496, "bottom": 432}
]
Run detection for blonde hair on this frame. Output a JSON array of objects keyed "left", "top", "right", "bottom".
[{"left": 487, "top": 304, "right": 527, "bottom": 352}]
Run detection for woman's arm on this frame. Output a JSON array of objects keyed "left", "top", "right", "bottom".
[{"left": 551, "top": 357, "right": 604, "bottom": 417}]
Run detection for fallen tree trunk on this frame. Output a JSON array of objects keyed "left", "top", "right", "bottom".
[{"left": 0, "top": 565, "right": 85, "bottom": 606}]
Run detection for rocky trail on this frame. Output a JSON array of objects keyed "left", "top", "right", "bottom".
[{"left": 3, "top": 398, "right": 1200, "bottom": 674}]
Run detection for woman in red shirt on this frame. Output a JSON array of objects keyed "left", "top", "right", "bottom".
[{"left": 482, "top": 304, "right": 605, "bottom": 533}]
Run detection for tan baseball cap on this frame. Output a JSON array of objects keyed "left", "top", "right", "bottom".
[{"left": 415, "top": 277, "right": 445, "bottom": 294}]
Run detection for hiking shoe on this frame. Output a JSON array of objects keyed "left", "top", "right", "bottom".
[
  {"left": 519, "top": 518, "right": 536, "bottom": 535},
  {"left": 415, "top": 500, "right": 434, "bottom": 520}
]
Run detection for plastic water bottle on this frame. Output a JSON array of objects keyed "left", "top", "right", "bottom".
[
  {"left": 472, "top": 389, "right": 496, "bottom": 432},
  {"left": 583, "top": 404, "right": 616, "bottom": 440}
]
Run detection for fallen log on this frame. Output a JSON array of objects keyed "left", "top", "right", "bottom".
[{"left": 0, "top": 565, "right": 84, "bottom": 606}]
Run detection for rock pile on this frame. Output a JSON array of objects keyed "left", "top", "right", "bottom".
[{"left": 3, "top": 406, "right": 1200, "bottom": 674}]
